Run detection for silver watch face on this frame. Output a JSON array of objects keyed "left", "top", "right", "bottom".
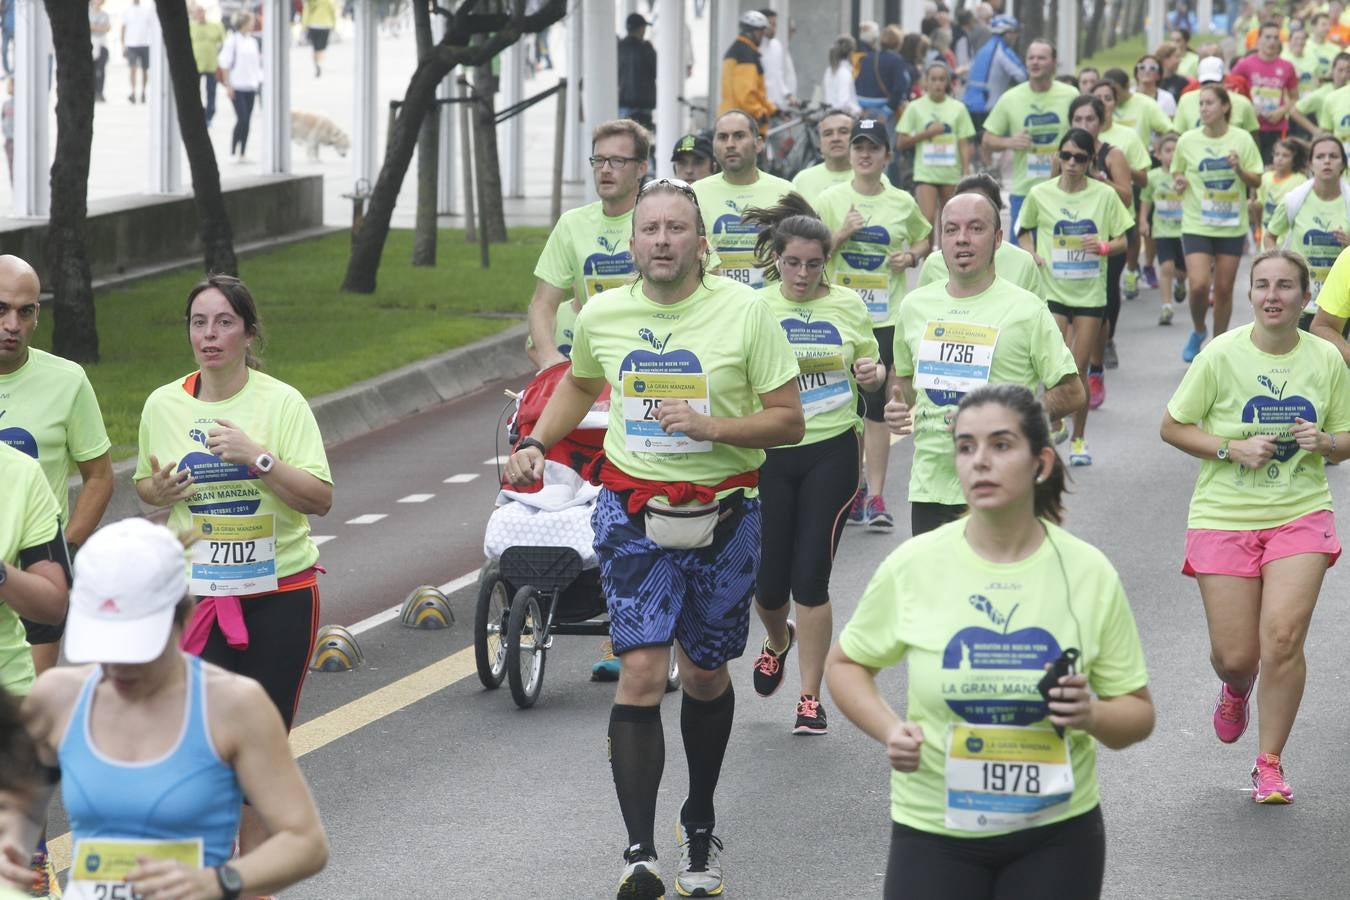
[{"left": 257, "top": 453, "right": 275, "bottom": 472}]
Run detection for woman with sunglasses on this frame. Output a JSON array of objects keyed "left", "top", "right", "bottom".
[
  {"left": 1130, "top": 53, "right": 1177, "bottom": 118},
  {"left": 1264, "top": 135, "right": 1350, "bottom": 330},
  {"left": 1017, "top": 125, "right": 1132, "bottom": 468},
  {"left": 1162, "top": 250, "right": 1350, "bottom": 804},
  {"left": 739, "top": 192, "right": 882, "bottom": 736},
  {"left": 1172, "top": 84, "right": 1263, "bottom": 363},
  {"left": 828, "top": 383, "right": 1153, "bottom": 900}
]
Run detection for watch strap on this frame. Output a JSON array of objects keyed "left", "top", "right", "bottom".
[
  {"left": 517, "top": 436, "right": 547, "bottom": 455},
  {"left": 215, "top": 864, "right": 243, "bottom": 900}
]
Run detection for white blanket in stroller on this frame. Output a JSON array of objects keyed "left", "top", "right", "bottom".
[{"left": 483, "top": 461, "right": 601, "bottom": 568}]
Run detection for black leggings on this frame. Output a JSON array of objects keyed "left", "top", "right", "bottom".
[
  {"left": 198, "top": 582, "right": 320, "bottom": 730},
  {"left": 910, "top": 501, "right": 966, "bottom": 537},
  {"left": 885, "top": 807, "right": 1106, "bottom": 900},
  {"left": 231, "top": 88, "right": 257, "bottom": 155},
  {"left": 756, "top": 428, "right": 860, "bottom": 609}
]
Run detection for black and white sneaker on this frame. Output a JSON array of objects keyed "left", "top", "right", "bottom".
[
  {"left": 793, "top": 694, "right": 828, "bottom": 735},
  {"left": 617, "top": 844, "right": 665, "bottom": 900}
]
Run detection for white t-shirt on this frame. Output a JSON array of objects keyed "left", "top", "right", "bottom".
[
  {"left": 1154, "top": 88, "right": 1177, "bottom": 117},
  {"left": 122, "top": 3, "right": 159, "bottom": 47},
  {"left": 220, "top": 32, "right": 263, "bottom": 91},
  {"left": 762, "top": 37, "right": 796, "bottom": 108},
  {"left": 823, "top": 61, "right": 860, "bottom": 115}
]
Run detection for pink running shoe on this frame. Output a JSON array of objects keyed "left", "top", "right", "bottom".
[
  {"left": 1251, "top": 753, "right": 1293, "bottom": 804},
  {"left": 1088, "top": 373, "right": 1105, "bottom": 410},
  {"left": 1213, "top": 679, "right": 1254, "bottom": 743}
]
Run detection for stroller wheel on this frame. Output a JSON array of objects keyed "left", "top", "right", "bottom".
[
  {"left": 474, "top": 563, "right": 510, "bottom": 689},
  {"left": 665, "top": 645, "right": 681, "bottom": 693},
  {"left": 506, "top": 585, "right": 548, "bottom": 708}
]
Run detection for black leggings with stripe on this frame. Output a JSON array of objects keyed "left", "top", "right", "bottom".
[{"left": 756, "top": 428, "right": 860, "bottom": 610}]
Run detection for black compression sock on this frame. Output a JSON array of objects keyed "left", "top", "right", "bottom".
[
  {"left": 609, "top": 703, "right": 664, "bottom": 850},
  {"left": 680, "top": 685, "right": 735, "bottom": 826}
]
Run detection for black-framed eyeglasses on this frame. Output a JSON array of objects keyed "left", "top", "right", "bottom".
[
  {"left": 639, "top": 177, "right": 698, "bottom": 200},
  {"left": 589, "top": 155, "right": 642, "bottom": 170},
  {"left": 1059, "top": 150, "right": 1091, "bottom": 164}
]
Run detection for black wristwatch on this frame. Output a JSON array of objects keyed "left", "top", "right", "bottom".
[
  {"left": 215, "top": 864, "right": 244, "bottom": 900},
  {"left": 517, "top": 436, "right": 547, "bottom": 455},
  {"left": 0, "top": 562, "right": 8, "bottom": 590}
]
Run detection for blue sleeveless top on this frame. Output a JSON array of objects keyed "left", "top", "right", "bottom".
[{"left": 59, "top": 655, "right": 244, "bottom": 867}]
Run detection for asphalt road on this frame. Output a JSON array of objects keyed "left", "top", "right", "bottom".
[{"left": 261, "top": 259, "right": 1350, "bottom": 899}]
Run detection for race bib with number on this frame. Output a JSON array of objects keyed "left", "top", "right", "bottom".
[
  {"left": 914, "top": 321, "right": 1000, "bottom": 395},
  {"left": 68, "top": 838, "right": 204, "bottom": 900},
  {"left": 945, "top": 724, "right": 1075, "bottom": 832},
  {"left": 796, "top": 354, "right": 851, "bottom": 418},
  {"left": 1026, "top": 146, "right": 1054, "bottom": 179},
  {"left": 1050, "top": 232, "right": 1100, "bottom": 281},
  {"left": 584, "top": 273, "right": 634, "bottom": 298},
  {"left": 840, "top": 271, "right": 891, "bottom": 323},
  {"left": 717, "top": 251, "right": 764, "bottom": 289},
  {"left": 189, "top": 513, "right": 278, "bottom": 597},
  {"left": 1201, "top": 183, "right": 1242, "bottom": 228},
  {"left": 1252, "top": 85, "right": 1281, "bottom": 118},
  {"left": 921, "top": 136, "right": 958, "bottom": 169},
  {"left": 621, "top": 371, "right": 713, "bottom": 453},
  {"left": 1155, "top": 198, "right": 1183, "bottom": 223}
]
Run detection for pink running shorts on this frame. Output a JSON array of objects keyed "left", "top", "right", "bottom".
[{"left": 1183, "top": 509, "right": 1341, "bottom": 578}]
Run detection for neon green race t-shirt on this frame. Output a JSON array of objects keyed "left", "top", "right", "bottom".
[
  {"left": 1314, "top": 244, "right": 1350, "bottom": 319},
  {"left": 1016, "top": 178, "right": 1133, "bottom": 308},
  {"left": 1178, "top": 51, "right": 1200, "bottom": 79},
  {"left": 918, "top": 241, "right": 1043, "bottom": 296},
  {"left": 693, "top": 170, "right": 795, "bottom": 289},
  {"left": 790, "top": 163, "right": 853, "bottom": 207},
  {"left": 985, "top": 80, "right": 1082, "bottom": 197},
  {"left": 1167, "top": 325, "right": 1350, "bottom": 530},
  {"left": 134, "top": 370, "right": 332, "bottom": 583},
  {"left": 817, "top": 180, "right": 932, "bottom": 328},
  {"left": 839, "top": 519, "right": 1149, "bottom": 837},
  {"left": 1142, "top": 167, "right": 1185, "bottom": 238},
  {"left": 758, "top": 283, "right": 878, "bottom": 447},
  {"left": 897, "top": 95, "right": 976, "bottom": 186},
  {"left": 1113, "top": 92, "right": 1173, "bottom": 146},
  {"left": 569, "top": 278, "right": 800, "bottom": 493},
  {"left": 0, "top": 348, "right": 111, "bottom": 518},
  {"left": 892, "top": 277, "right": 1077, "bottom": 506},
  {"left": 1171, "top": 127, "right": 1263, "bottom": 238},
  {"left": 1284, "top": 47, "right": 1322, "bottom": 100},
  {"left": 1311, "top": 40, "right": 1341, "bottom": 81},
  {"left": 533, "top": 201, "right": 636, "bottom": 355},
  {"left": 1316, "top": 83, "right": 1350, "bottom": 158},
  {"left": 1172, "top": 90, "right": 1261, "bottom": 134},
  {"left": 1100, "top": 124, "right": 1151, "bottom": 173},
  {"left": 1258, "top": 171, "right": 1309, "bottom": 229},
  {"left": 1265, "top": 187, "right": 1348, "bottom": 309},
  {"left": 0, "top": 443, "right": 60, "bottom": 694}
]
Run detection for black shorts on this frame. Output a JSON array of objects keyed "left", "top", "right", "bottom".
[
  {"left": 21, "top": 614, "right": 65, "bottom": 646},
  {"left": 1257, "top": 129, "right": 1280, "bottom": 164},
  {"left": 910, "top": 501, "right": 966, "bottom": 537},
  {"left": 125, "top": 45, "right": 150, "bottom": 69},
  {"left": 884, "top": 806, "right": 1106, "bottom": 900},
  {"left": 1182, "top": 233, "right": 1246, "bottom": 257},
  {"left": 757, "top": 429, "right": 860, "bottom": 610},
  {"left": 1154, "top": 236, "right": 1184, "bottom": 267},
  {"left": 197, "top": 581, "right": 321, "bottom": 731},
  {"left": 857, "top": 325, "right": 895, "bottom": 423},
  {"left": 1046, "top": 301, "right": 1106, "bottom": 321},
  {"left": 307, "top": 27, "right": 331, "bottom": 51}
]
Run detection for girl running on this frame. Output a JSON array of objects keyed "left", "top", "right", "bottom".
[
  {"left": 1161, "top": 250, "right": 1350, "bottom": 803},
  {"left": 1139, "top": 133, "right": 1187, "bottom": 324},
  {"left": 1254, "top": 138, "right": 1308, "bottom": 245},
  {"left": 1020, "top": 125, "right": 1132, "bottom": 467},
  {"left": 1264, "top": 135, "right": 1350, "bottom": 330},
  {"left": 828, "top": 383, "right": 1154, "bottom": 900},
  {"left": 741, "top": 193, "right": 884, "bottom": 735},
  {"left": 1172, "top": 84, "right": 1264, "bottom": 363},
  {"left": 896, "top": 62, "right": 976, "bottom": 231}
]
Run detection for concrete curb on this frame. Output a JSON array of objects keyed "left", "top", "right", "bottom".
[{"left": 78, "top": 322, "right": 534, "bottom": 524}]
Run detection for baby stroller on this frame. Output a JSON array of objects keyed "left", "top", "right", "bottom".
[{"left": 474, "top": 362, "right": 680, "bottom": 708}]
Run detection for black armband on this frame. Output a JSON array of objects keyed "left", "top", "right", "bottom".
[{"left": 18, "top": 530, "right": 73, "bottom": 585}]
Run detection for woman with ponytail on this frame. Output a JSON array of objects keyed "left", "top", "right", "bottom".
[
  {"left": 740, "top": 192, "right": 885, "bottom": 736},
  {"left": 828, "top": 383, "right": 1154, "bottom": 900}
]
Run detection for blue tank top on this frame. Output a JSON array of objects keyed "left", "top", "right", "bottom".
[{"left": 59, "top": 655, "right": 243, "bottom": 867}]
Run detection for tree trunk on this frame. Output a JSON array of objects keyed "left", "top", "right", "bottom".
[
  {"left": 412, "top": 0, "right": 438, "bottom": 266},
  {"left": 42, "top": 0, "right": 99, "bottom": 362},
  {"left": 1020, "top": 0, "right": 1045, "bottom": 59},
  {"left": 473, "top": 62, "right": 508, "bottom": 242},
  {"left": 1083, "top": 0, "right": 1107, "bottom": 59},
  {"left": 155, "top": 0, "right": 238, "bottom": 275}
]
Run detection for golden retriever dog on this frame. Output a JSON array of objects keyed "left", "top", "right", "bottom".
[{"left": 291, "top": 110, "right": 351, "bottom": 161}]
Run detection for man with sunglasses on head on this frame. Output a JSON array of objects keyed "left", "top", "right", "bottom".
[
  {"left": 506, "top": 177, "right": 803, "bottom": 900},
  {"left": 527, "top": 119, "right": 651, "bottom": 371}
]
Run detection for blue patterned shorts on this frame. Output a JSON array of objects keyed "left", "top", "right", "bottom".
[{"left": 593, "top": 488, "right": 761, "bottom": 671}]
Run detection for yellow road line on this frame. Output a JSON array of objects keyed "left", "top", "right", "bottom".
[{"left": 51, "top": 646, "right": 478, "bottom": 874}]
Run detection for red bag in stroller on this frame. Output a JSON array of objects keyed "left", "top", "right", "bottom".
[{"left": 503, "top": 361, "right": 610, "bottom": 492}]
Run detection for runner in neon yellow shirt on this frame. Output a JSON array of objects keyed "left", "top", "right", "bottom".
[
  {"left": 1315, "top": 79, "right": 1350, "bottom": 159},
  {"left": 917, "top": 174, "right": 1041, "bottom": 295},
  {"left": 742, "top": 193, "right": 882, "bottom": 737},
  {"left": 528, "top": 119, "right": 650, "bottom": 368},
  {"left": 1255, "top": 140, "right": 1308, "bottom": 234},
  {"left": 1283, "top": 29, "right": 1322, "bottom": 102},
  {"left": 0, "top": 443, "right": 66, "bottom": 696},
  {"left": 1173, "top": 80, "right": 1261, "bottom": 134},
  {"left": 886, "top": 191, "right": 1082, "bottom": 534},
  {"left": 790, "top": 109, "right": 854, "bottom": 206},
  {"left": 983, "top": 39, "right": 1081, "bottom": 232},
  {"left": 1093, "top": 78, "right": 1150, "bottom": 318},
  {"left": 830, "top": 384, "right": 1151, "bottom": 892},
  {"left": 1162, "top": 250, "right": 1350, "bottom": 805},
  {"left": 1264, "top": 135, "right": 1350, "bottom": 322},
  {"left": 1112, "top": 78, "right": 1173, "bottom": 147},
  {"left": 817, "top": 118, "right": 931, "bottom": 533},
  {"left": 0, "top": 255, "right": 113, "bottom": 676},
  {"left": 1172, "top": 85, "right": 1264, "bottom": 364},
  {"left": 896, "top": 62, "right": 975, "bottom": 231},
  {"left": 1018, "top": 127, "right": 1131, "bottom": 468},
  {"left": 693, "top": 110, "right": 794, "bottom": 290},
  {"left": 1309, "top": 12, "right": 1340, "bottom": 81},
  {"left": 1290, "top": 51, "right": 1350, "bottom": 134},
  {"left": 1139, "top": 133, "right": 1187, "bottom": 324},
  {"left": 1309, "top": 242, "right": 1350, "bottom": 361},
  {"left": 134, "top": 274, "right": 333, "bottom": 863},
  {"left": 505, "top": 180, "right": 803, "bottom": 900}
]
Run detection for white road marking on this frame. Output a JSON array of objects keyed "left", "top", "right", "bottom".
[
  {"left": 398, "top": 493, "right": 435, "bottom": 503},
  {"left": 346, "top": 513, "right": 388, "bottom": 525},
  {"left": 484, "top": 456, "right": 510, "bottom": 465},
  {"left": 443, "top": 473, "right": 480, "bottom": 484},
  {"left": 349, "top": 567, "right": 483, "bottom": 635},
  {"left": 311, "top": 535, "right": 337, "bottom": 546}
]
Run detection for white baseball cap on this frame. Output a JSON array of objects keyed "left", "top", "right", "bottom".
[
  {"left": 64, "top": 518, "right": 188, "bottom": 665},
  {"left": 1197, "top": 56, "right": 1225, "bottom": 83}
]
